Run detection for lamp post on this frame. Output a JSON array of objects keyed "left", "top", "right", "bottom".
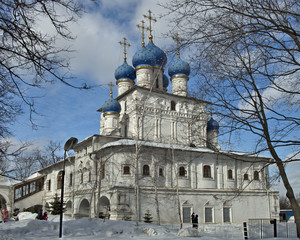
[{"left": 59, "top": 137, "right": 78, "bottom": 238}]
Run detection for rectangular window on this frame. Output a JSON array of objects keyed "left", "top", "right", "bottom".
[
  {"left": 36, "top": 178, "right": 44, "bottom": 191},
  {"left": 223, "top": 207, "right": 231, "bottom": 223},
  {"left": 159, "top": 168, "right": 163, "bottom": 177},
  {"left": 15, "top": 188, "right": 22, "bottom": 200},
  {"left": 182, "top": 207, "right": 191, "bottom": 223},
  {"left": 205, "top": 207, "right": 213, "bottom": 223},
  {"left": 22, "top": 185, "right": 29, "bottom": 197},
  {"left": 30, "top": 182, "right": 36, "bottom": 193},
  {"left": 123, "top": 166, "right": 130, "bottom": 175}
]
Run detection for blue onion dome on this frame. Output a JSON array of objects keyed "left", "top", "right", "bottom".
[
  {"left": 163, "top": 74, "right": 169, "bottom": 88},
  {"left": 102, "top": 95, "right": 121, "bottom": 115},
  {"left": 114, "top": 61, "right": 136, "bottom": 82},
  {"left": 132, "top": 46, "right": 155, "bottom": 68},
  {"left": 146, "top": 41, "right": 167, "bottom": 68},
  {"left": 168, "top": 57, "right": 190, "bottom": 78},
  {"left": 207, "top": 118, "right": 219, "bottom": 131}
]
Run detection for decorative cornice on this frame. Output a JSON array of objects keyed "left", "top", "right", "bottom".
[
  {"left": 116, "top": 79, "right": 135, "bottom": 84},
  {"left": 104, "top": 112, "right": 120, "bottom": 117},
  {"left": 135, "top": 65, "right": 153, "bottom": 71},
  {"left": 170, "top": 74, "right": 189, "bottom": 81}
]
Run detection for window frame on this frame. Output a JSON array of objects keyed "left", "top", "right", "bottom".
[
  {"left": 205, "top": 207, "right": 213, "bottom": 223},
  {"left": 179, "top": 166, "right": 186, "bottom": 177},
  {"left": 57, "top": 171, "right": 63, "bottom": 189},
  {"left": 143, "top": 164, "right": 150, "bottom": 176},
  {"left": 159, "top": 168, "right": 164, "bottom": 177},
  {"left": 171, "top": 101, "right": 176, "bottom": 111},
  {"left": 223, "top": 207, "right": 231, "bottom": 223},
  {"left": 254, "top": 171, "right": 259, "bottom": 180},
  {"left": 203, "top": 165, "right": 211, "bottom": 178},
  {"left": 123, "top": 165, "right": 130, "bottom": 175},
  {"left": 228, "top": 169, "right": 233, "bottom": 180}
]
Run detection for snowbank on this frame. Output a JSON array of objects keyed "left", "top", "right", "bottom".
[{"left": 0, "top": 213, "right": 298, "bottom": 240}]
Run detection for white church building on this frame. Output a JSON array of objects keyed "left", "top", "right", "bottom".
[{"left": 0, "top": 12, "right": 279, "bottom": 225}]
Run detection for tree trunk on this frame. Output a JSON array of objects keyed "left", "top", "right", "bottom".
[
  {"left": 172, "top": 148, "right": 182, "bottom": 229},
  {"left": 134, "top": 136, "right": 139, "bottom": 226},
  {"left": 152, "top": 154, "right": 161, "bottom": 225},
  {"left": 268, "top": 142, "right": 300, "bottom": 237}
]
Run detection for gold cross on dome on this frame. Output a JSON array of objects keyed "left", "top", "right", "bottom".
[
  {"left": 137, "top": 20, "right": 146, "bottom": 47},
  {"left": 143, "top": 10, "right": 156, "bottom": 42},
  {"left": 172, "top": 33, "right": 183, "bottom": 58},
  {"left": 119, "top": 37, "right": 130, "bottom": 62},
  {"left": 108, "top": 82, "right": 114, "bottom": 96}
]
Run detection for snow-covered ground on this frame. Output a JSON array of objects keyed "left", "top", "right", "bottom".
[{"left": 0, "top": 212, "right": 297, "bottom": 240}]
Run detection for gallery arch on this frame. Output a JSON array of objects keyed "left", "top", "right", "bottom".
[
  {"left": 66, "top": 200, "right": 72, "bottom": 216},
  {"left": 78, "top": 199, "right": 90, "bottom": 218},
  {"left": 99, "top": 196, "right": 110, "bottom": 218}
]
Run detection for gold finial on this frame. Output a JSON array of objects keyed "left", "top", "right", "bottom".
[
  {"left": 209, "top": 106, "right": 214, "bottom": 118},
  {"left": 172, "top": 33, "right": 183, "bottom": 58},
  {"left": 143, "top": 10, "right": 156, "bottom": 42},
  {"left": 137, "top": 20, "right": 146, "bottom": 47},
  {"left": 108, "top": 82, "right": 114, "bottom": 96},
  {"left": 119, "top": 37, "right": 130, "bottom": 62}
]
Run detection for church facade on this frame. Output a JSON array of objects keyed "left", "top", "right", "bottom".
[{"left": 1, "top": 12, "right": 279, "bottom": 225}]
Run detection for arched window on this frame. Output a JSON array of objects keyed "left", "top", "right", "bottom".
[
  {"left": 123, "top": 166, "right": 130, "bottom": 175},
  {"left": 57, "top": 171, "right": 63, "bottom": 189},
  {"left": 143, "top": 165, "right": 150, "bottom": 176},
  {"left": 179, "top": 166, "right": 186, "bottom": 176},
  {"left": 244, "top": 173, "right": 249, "bottom": 180},
  {"left": 203, "top": 165, "right": 211, "bottom": 178},
  {"left": 228, "top": 169, "right": 233, "bottom": 179},
  {"left": 254, "top": 171, "right": 259, "bottom": 180},
  {"left": 171, "top": 101, "right": 176, "bottom": 111}
]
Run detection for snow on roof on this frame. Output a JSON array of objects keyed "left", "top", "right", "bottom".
[
  {"left": 26, "top": 172, "right": 42, "bottom": 180},
  {"left": 99, "top": 139, "right": 270, "bottom": 160}
]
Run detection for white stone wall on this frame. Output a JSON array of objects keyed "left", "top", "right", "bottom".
[{"left": 118, "top": 88, "right": 207, "bottom": 147}]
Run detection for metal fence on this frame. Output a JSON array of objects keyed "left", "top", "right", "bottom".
[{"left": 246, "top": 219, "right": 297, "bottom": 239}]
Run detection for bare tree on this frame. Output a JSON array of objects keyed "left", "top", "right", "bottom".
[
  {"left": 0, "top": 0, "right": 89, "bottom": 141},
  {"left": 162, "top": 0, "right": 300, "bottom": 236},
  {"left": 0, "top": 140, "right": 29, "bottom": 175},
  {"left": 35, "top": 140, "right": 63, "bottom": 168}
]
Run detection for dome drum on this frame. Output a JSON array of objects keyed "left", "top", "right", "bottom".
[{"left": 170, "top": 74, "right": 189, "bottom": 81}]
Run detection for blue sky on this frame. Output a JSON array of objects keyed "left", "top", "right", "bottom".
[{"left": 8, "top": 0, "right": 299, "bottom": 196}]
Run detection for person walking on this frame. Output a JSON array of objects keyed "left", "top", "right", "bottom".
[
  {"left": 191, "top": 212, "right": 196, "bottom": 228},
  {"left": 43, "top": 212, "right": 48, "bottom": 221},
  {"left": 2, "top": 208, "right": 8, "bottom": 222},
  {"left": 194, "top": 214, "right": 199, "bottom": 229},
  {"left": 37, "top": 209, "right": 43, "bottom": 220}
]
